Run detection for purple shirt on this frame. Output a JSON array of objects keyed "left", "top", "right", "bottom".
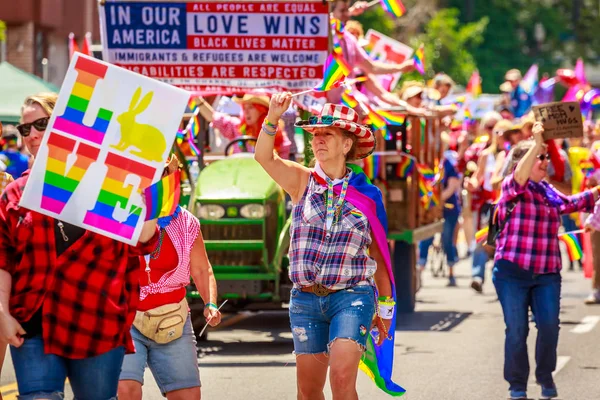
[{"left": 495, "top": 174, "right": 596, "bottom": 273}]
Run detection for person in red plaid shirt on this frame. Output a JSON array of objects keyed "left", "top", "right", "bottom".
[
  {"left": 492, "top": 122, "right": 600, "bottom": 400},
  {"left": 0, "top": 93, "right": 160, "bottom": 400}
]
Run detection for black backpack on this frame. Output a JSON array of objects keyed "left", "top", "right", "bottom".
[{"left": 483, "top": 197, "right": 520, "bottom": 255}]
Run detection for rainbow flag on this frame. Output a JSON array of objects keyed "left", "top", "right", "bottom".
[
  {"left": 559, "top": 233, "right": 583, "bottom": 261},
  {"left": 380, "top": 0, "right": 406, "bottom": 18},
  {"left": 467, "top": 70, "right": 482, "bottom": 97},
  {"left": 363, "top": 103, "right": 387, "bottom": 130},
  {"left": 341, "top": 91, "right": 360, "bottom": 108},
  {"left": 475, "top": 226, "right": 488, "bottom": 244},
  {"left": 314, "top": 54, "right": 350, "bottom": 91},
  {"left": 453, "top": 96, "right": 466, "bottom": 109},
  {"left": 176, "top": 129, "right": 186, "bottom": 145},
  {"left": 416, "top": 164, "right": 435, "bottom": 181},
  {"left": 363, "top": 155, "right": 381, "bottom": 181},
  {"left": 188, "top": 97, "right": 198, "bottom": 112},
  {"left": 331, "top": 18, "right": 344, "bottom": 35},
  {"left": 190, "top": 114, "right": 200, "bottom": 139},
  {"left": 413, "top": 44, "right": 425, "bottom": 75},
  {"left": 379, "top": 110, "right": 406, "bottom": 126},
  {"left": 396, "top": 156, "right": 414, "bottom": 178},
  {"left": 143, "top": 170, "right": 181, "bottom": 220}
]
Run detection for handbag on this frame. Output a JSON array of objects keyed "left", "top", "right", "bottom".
[
  {"left": 483, "top": 197, "right": 520, "bottom": 256},
  {"left": 133, "top": 298, "right": 188, "bottom": 344}
]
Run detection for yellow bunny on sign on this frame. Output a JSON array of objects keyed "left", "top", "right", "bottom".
[{"left": 112, "top": 87, "right": 167, "bottom": 162}]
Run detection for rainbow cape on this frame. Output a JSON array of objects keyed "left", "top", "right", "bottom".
[
  {"left": 143, "top": 170, "right": 181, "bottom": 220},
  {"left": 342, "top": 165, "right": 405, "bottom": 396}
]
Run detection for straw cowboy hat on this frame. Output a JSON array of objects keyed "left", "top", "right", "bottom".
[
  {"left": 295, "top": 103, "right": 375, "bottom": 160},
  {"left": 401, "top": 85, "right": 425, "bottom": 101},
  {"left": 232, "top": 94, "right": 270, "bottom": 108},
  {"left": 505, "top": 69, "right": 522, "bottom": 81}
]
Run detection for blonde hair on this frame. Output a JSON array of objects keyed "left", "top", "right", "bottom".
[
  {"left": 21, "top": 92, "right": 58, "bottom": 123},
  {"left": 345, "top": 20, "right": 364, "bottom": 38}
]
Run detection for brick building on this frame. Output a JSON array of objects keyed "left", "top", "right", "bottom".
[{"left": 0, "top": 0, "right": 101, "bottom": 88}]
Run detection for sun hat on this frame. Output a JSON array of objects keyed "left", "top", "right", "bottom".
[
  {"left": 433, "top": 73, "right": 455, "bottom": 88},
  {"left": 401, "top": 85, "right": 425, "bottom": 101},
  {"left": 295, "top": 103, "right": 375, "bottom": 160},
  {"left": 232, "top": 94, "right": 270, "bottom": 109},
  {"left": 505, "top": 69, "right": 522, "bottom": 81},
  {"left": 499, "top": 81, "right": 513, "bottom": 93}
]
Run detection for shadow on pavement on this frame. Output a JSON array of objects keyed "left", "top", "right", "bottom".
[{"left": 396, "top": 311, "right": 472, "bottom": 332}]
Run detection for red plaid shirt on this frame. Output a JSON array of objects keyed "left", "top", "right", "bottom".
[
  {"left": 0, "top": 172, "right": 158, "bottom": 359},
  {"left": 495, "top": 174, "right": 596, "bottom": 274}
]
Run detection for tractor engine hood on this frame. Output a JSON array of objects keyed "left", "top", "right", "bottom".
[{"left": 196, "top": 155, "right": 280, "bottom": 200}]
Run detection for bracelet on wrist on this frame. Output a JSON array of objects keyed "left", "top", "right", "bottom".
[
  {"left": 264, "top": 118, "right": 277, "bottom": 129},
  {"left": 204, "top": 302, "right": 218, "bottom": 310},
  {"left": 262, "top": 125, "right": 276, "bottom": 136}
]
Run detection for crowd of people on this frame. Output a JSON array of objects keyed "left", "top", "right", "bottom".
[{"left": 0, "top": 0, "right": 600, "bottom": 399}]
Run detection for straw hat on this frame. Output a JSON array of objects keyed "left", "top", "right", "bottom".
[
  {"left": 401, "top": 85, "right": 425, "bottom": 101},
  {"left": 295, "top": 103, "right": 375, "bottom": 160},
  {"left": 499, "top": 81, "right": 513, "bottom": 93},
  {"left": 433, "top": 73, "right": 455, "bottom": 88},
  {"left": 505, "top": 69, "right": 522, "bottom": 81},
  {"left": 232, "top": 94, "right": 270, "bottom": 108}
]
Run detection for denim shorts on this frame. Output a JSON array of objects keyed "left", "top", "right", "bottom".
[
  {"left": 119, "top": 314, "right": 201, "bottom": 395},
  {"left": 10, "top": 336, "right": 124, "bottom": 400},
  {"left": 289, "top": 285, "right": 376, "bottom": 355}
]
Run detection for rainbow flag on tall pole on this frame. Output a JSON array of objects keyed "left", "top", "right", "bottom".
[
  {"left": 143, "top": 170, "right": 181, "bottom": 220},
  {"left": 413, "top": 44, "right": 425, "bottom": 76}
]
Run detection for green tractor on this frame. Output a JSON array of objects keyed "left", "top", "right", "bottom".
[{"left": 187, "top": 137, "right": 293, "bottom": 314}]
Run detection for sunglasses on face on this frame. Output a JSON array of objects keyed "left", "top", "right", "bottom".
[
  {"left": 537, "top": 153, "right": 550, "bottom": 162},
  {"left": 16, "top": 117, "right": 49, "bottom": 137}
]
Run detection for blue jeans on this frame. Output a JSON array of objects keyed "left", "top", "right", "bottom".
[
  {"left": 418, "top": 212, "right": 459, "bottom": 267},
  {"left": 472, "top": 244, "right": 490, "bottom": 282},
  {"left": 120, "top": 315, "right": 201, "bottom": 395},
  {"left": 289, "top": 286, "right": 375, "bottom": 354},
  {"left": 10, "top": 336, "right": 124, "bottom": 400},
  {"left": 492, "top": 259, "right": 561, "bottom": 392}
]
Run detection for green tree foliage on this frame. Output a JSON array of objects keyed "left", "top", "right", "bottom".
[{"left": 354, "top": 7, "right": 396, "bottom": 38}]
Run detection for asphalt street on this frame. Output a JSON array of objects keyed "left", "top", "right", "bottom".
[{"left": 1, "top": 253, "right": 599, "bottom": 400}]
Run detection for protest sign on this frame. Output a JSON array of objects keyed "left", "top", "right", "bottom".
[
  {"left": 364, "top": 29, "right": 413, "bottom": 91},
  {"left": 533, "top": 101, "right": 583, "bottom": 140},
  {"left": 19, "top": 54, "right": 189, "bottom": 245},
  {"left": 99, "top": 1, "right": 330, "bottom": 94}
]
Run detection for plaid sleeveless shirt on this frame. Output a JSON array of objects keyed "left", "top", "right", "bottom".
[{"left": 288, "top": 174, "right": 376, "bottom": 290}]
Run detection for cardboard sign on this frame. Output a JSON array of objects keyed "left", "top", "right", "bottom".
[
  {"left": 99, "top": 1, "right": 329, "bottom": 93},
  {"left": 19, "top": 54, "right": 189, "bottom": 245},
  {"left": 364, "top": 29, "right": 413, "bottom": 91},
  {"left": 533, "top": 101, "right": 583, "bottom": 140}
]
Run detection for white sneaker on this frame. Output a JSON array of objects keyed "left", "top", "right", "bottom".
[{"left": 584, "top": 290, "right": 600, "bottom": 305}]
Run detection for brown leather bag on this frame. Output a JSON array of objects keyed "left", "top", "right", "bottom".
[{"left": 133, "top": 298, "right": 188, "bottom": 344}]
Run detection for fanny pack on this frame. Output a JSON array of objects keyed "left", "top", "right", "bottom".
[
  {"left": 133, "top": 298, "right": 188, "bottom": 344},
  {"left": 483, "top": 197, "right": 520, "bottom": 256}
]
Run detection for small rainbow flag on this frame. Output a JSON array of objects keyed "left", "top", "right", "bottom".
[
  {"left": 314, "top": 54, "right": 350, "bottom": 92},
  {"left": 413, "top": 44, "right": 425, "bottom": 76},
  {"left": 341, "top": 91, "right": 360, "bottom": 108},
  {"left": 188, "top": 97, "right": 198, "bottom": 112},
  {"left": 363, "top": 103, "right": 387, "bottom": 130},
  {"left": 416, "top": 164, "right": 435, "bottom": 181},
  {"left": 143, "top": 170, "right": 181, "bottom": 220},
  {"left": 331, "top": 18, "right": 344, "bottom": 35},
  {"left": 559, "top": 233, "right": 583, "bottom": 261},
  {"left": 467, "top": 70, "right": 482, "bottom": 98},
  {"left": 176, "top": 129, "right": 186, "bottom": 145},
  {"left": 475, "top": 226, "right": 489, "bottom": 244},
  {"left": 363, "top": 155, "right": 381, "bottom": 181},
  {"left": 190, "top": 114, "right": 200, "bottom": 138},
  {"left": 396, "top": 156, "right": 414, "bottom": 178},
  {"left": 380, "top": 0, "right": 406, "bottom": 18},
  {"left": 379, "top": 110, "right": 406, "bottom": 126},
  {"left": 453, "top": 96, "right": 466, "bottom": 108}
]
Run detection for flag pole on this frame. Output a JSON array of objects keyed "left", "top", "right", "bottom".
[{"left": 291, "top": 88, "right": 316, "bottom": 97}]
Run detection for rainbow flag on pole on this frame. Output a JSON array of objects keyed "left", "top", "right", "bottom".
[
  {"left": 396, "top": 156, "right": 414, "bottom": 178},
  {"left": 380, "top": 0, "right": 406, "bottom": 18},
  {"left": 143, "top": 170, "right": 181, "bottom": 220},
  {"left": 314, "top": 54, "right": 350, "bottom": 91},
  {"left": 413, "top": 44, "right": 425, "bottom": 75},
  {"left": 559, "top": 232, "right": 583, "bottom": 261},
  {"left": 379, "top": 110, "right": 406, "bottom": 126}
]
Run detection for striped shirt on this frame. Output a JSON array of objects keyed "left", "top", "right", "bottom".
[
  {"left": 495, "top": 174, "right": 596, "bottom": 274},
  {"left": 288, "top": 174, "right": 376, "bottom": 290}
]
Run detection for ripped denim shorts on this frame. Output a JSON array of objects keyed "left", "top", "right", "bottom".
[{"left": 288, "top": 285, "right": 375, "bottom": 355}]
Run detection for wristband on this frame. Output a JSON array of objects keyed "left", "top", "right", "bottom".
[
  {"left": 262, "top": 125, "right": 276, "bottom": 136},
  {"left": 378, "top": 303, "right": 395, "bottom": 320},
  {"left": 264, "top": 118, "right": 277, "bottom": 129},
  {"left": 378, "top": 295, "right": 393, "bottom": 302},
  {"left": 204, "top": 302, "right": 218, "bottom": 310}
]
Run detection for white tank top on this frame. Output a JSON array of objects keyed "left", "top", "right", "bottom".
[{"left": 482, "top": 153, "right": 496, "bottom": 192}]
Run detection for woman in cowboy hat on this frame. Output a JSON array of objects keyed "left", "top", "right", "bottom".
[
  {"left": 255, "top": 93, "right": 401, "bottom": 399},
  {"left": 196, "top": 94, "right": 291, "bottom": 158}
]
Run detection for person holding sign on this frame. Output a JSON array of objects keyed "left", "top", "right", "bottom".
[
  {"left": 492, "top": 122, "right": 600, "bottom": 400},
  {"left": 118, "top": 154, "right": 221, "bottom": 400},
  {"left": 196, "top": 94, "right": 291, "bottom": 158},
  {"left": 0, "top": 93, "right": 160, "bottom": 400},
  {"left": 256, "top": 93, "right": 404, "bottom": 398}
]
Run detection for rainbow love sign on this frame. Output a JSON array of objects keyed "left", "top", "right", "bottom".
[{"left": 20, "top": 53, "right": 190, "bottom": 245}]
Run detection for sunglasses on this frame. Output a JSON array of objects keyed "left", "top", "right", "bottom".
[
  {"left": 16, "top": 117, "right": 49, "bottom": 137},
  {"left": 308, "top": 115, "right": 339, "bottom": 125},
  {"left": 537, "top": 153, "right": 550, "bottom": 162}
]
